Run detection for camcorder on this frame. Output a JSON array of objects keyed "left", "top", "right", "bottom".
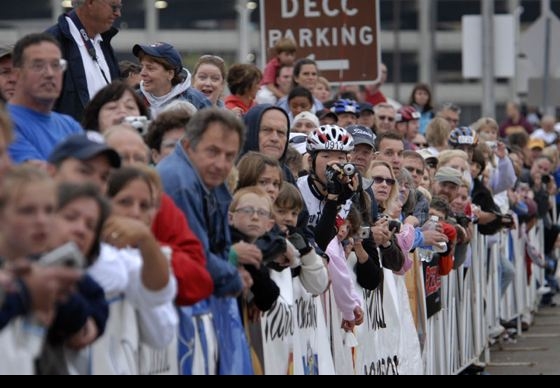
[
  {"left": 255, "top": 232, "right": 287, "bottom": 265},
  {"left": 123, "top": 116, "right": 150, "bottom": 136},
  {"left": 325, "top": 163, "right": 357, "bottom": 185}
]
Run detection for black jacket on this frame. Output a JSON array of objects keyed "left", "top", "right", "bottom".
[
  {"left": 231, "top": 227, "right": 280, "bottom": 312},
  {"left": 46, "top": 14, "right": 121, "bottom": 122}
]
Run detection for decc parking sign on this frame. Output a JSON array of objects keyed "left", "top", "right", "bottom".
[{"left": 260, "top": 0, "right": 381, "bottom": 84}]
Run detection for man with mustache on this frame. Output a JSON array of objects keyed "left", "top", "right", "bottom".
[{"left": 7, "top": 33, "right": 83, "bottom": 165}]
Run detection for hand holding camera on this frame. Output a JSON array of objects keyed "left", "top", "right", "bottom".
[
  {"left": 123, "top": 116, "right": 150, "bottom": 136},
  {"left": 325, "top": 163, "right": 361, "bottom": 202},
  {"left": 287, "top": 232, "right": 312, "bottom": 256}
]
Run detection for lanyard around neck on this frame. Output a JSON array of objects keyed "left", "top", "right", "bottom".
[{"left": 68, "top": 11, "right": 110, "bottom": 85}]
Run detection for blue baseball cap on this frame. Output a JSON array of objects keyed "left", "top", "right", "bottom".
[
  {"left": 49, "top": 132, "right": 121, "bottom": 168},
  {"left": 359, "top": 102, "right": 374, "bottom": 114},
  {"left": 133, "top": 42, "right": 183, "bottom": 74}
]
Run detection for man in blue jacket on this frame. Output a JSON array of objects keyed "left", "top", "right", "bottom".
[
  {"left": 46, "top": 0, "right": 122, "bottom": 121},
  {"left": 157, "top": 108, "right": 253, "bottom": 375}
]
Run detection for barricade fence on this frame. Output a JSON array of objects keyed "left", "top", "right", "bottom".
[
  {"left": 245, "top": 221, "right": 546, "bottom": 375},
  {"left": 6, "top": 220, "right": 544, "bottom": 375}
]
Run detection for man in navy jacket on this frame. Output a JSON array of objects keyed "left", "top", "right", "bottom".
[{"left": 46, "top": 0, "right": 121, "bottom": 121}]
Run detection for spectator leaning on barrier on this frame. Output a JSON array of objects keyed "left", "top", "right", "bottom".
[
  {"left": 8, "top": 33, "right": 83, "bottom": 165},
  {"left": 157, "top": 108, "right": 252, "bottom": 375},
  {"left": 47, "top": 0, "right": 122, "bottom": 121}
]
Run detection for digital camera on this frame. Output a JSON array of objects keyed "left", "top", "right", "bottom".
[
  {"left": 325, "top": 163, "right": 357, "bottom": 184},
  {"left": 123, "top": 116, "right": 150, "bottom": 136},
  {"left": 38, "top": 242, "right": 86, "bottom": 269},
  {"left": 355, "top": 226, "right": 371, "bottom": 240}
]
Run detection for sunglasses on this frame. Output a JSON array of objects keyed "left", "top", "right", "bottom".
[
  {"left": 414, "top": 143, "right": 429, "bottom": 148},
  {"left": 426, "top": 160, "right": 438, "bottom": 169},
  {"left": 290, "top": 135, "right": 307, "bottom": 145},
  {"left": 405, "top": 166, "right": 424, "bottom": 176},
  {"left": 377, "top": 115, "right": 395, "bottom": 122},
  {"left": 372, "top": 176, "right": 396, "bottom": 186}
]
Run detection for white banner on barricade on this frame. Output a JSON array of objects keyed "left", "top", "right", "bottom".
[
  {"left": 0, "top": 318, "right": 45, "bottom": 375},
  {"left": 255, "top": 268, "right": 335, "bottom": 375},
  {"left": 291, "top": 277, "right": 335, "bottom": 375},
  {"left": 91, "top": 298, "right": 140, "bottom": 375},
  {"left": 258, "top": 268, "right": 295, "bottom": 375},
  {"left": 354, "top": 269, "right": 423, "bottom": 375}
]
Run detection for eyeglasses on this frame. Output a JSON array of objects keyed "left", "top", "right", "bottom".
[
  {"left": 234, "top": 207, "right": 271, "bottom": 219},
  {"left": 377, "top": 115, "right": 395, "bottom": 122},
  {"left": 426, "top": 160, "right": 438, "bottom": 169},
  {"left": 414, "top": 143, "right": 429, "bottom": 148},
  {"left": 100, "top": 0, "right": 123, "bottom": 13},
  {"left": 289, "top": 135, "right": 307, "bottom": 145},
  {"left": 405, "top": 166, "right": 424, "bottom": 176},
  {"left": 25, "top": 59, "right": 67, "bottom": 74},
  {"left": 444, "top": 117, "right": 460, "bottom": 127},
  {"left": 372, "top": 176, "right": 396, "bottom": 186}
]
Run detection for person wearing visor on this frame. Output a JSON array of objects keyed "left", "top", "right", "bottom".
[{"left": 133, "top": 42, "right": 211, "bottom": 118}]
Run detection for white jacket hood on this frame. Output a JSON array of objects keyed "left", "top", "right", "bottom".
[{"left": 140, "top": 68, "right": 192, "bottom": 117}]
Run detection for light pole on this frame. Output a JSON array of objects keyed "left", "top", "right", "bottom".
[
  {"left": 482, "top": 0, "right": 496, "bottom": 118},
  {"left": 237, "top": 0, "right": 257, "bottom": 64},
  {"left": 541, "top": 0, "right": 554, "bottom": 116}
]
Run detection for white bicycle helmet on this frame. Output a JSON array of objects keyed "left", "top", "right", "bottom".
[{"left": 307, "top": 125, "right": 355, "bottom": 153}]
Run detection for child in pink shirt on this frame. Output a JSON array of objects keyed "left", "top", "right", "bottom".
[
  {"left": 326, "top": 216, "right": 364, "bottom": 332},
  {"left": 262, "top": 38, "right": 297, "bottom": 99}
]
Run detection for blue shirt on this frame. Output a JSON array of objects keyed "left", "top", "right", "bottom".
[{"left": 7, "top": 104, "right": 83, "bottom": 164}]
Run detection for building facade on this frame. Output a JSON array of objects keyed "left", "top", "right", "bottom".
[{"left": 0, "top": 0, "right": 558, "bottom": 122}]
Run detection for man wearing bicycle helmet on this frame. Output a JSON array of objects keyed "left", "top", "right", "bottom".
[
  {"left": 396, "top": 106, "right": 421, "bottom": 150},
  {"left": 298, "top": 125, "right": 404, "bottom": 277},
  {"left": 449, "top": 126, "right": 478, "bottom": 161},
  {"left": 330, "top": 99, "right": 360, "bottom": 129}
]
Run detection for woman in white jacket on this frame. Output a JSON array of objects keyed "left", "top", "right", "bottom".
[{"left": 88, "top": 167, "right": 178, "bottom": 375}]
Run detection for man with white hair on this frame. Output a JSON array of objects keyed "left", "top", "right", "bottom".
[{"left": 47, "top": 0, "right": 122, "bottom": 121}]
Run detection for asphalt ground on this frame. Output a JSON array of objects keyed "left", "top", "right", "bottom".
[{"left": 486, "top": 295, "right": 560, "bottom": 376}]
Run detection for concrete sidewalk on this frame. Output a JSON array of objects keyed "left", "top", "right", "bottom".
[{"left": 486, "top": 298, "right": 560, "bottom": 375}]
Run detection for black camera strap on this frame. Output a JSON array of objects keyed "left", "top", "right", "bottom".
[{"left": 68, "top": 11, "right": 110, "bottom": 85}]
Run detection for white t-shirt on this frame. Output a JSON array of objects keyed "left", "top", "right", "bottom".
[
  {"left": 297, "top": 175, "right": 352, "bottom": 228},
  {"left": 66, "top": 16, "right": 112, "bottom": 99}
]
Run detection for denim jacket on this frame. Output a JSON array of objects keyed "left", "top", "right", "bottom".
[{"left": 157, "top": 143, "right": 242, "bottom": 297}]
